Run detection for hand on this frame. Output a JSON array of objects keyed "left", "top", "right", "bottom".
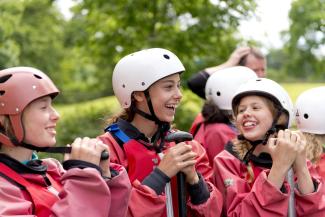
[
  {"left": 182, "top": 164, "right": 199, "bottom": 185},
  {"left": 267, "top": 130, "right": 299, "bottom": 188},
  {"left": 64, "top": 137, "right": 110, "bottom": 175},
  {"left": 158, "top": 142, "right": 197, "bottom": 178},
  {"left": 225, "top": 46, "right": 251, "bottom": 67},
  {"left": 292, "top": 131, "right": 308, "bottom": 173}
]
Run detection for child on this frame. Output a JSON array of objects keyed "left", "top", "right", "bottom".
[
  {"left": 0, "top": 67, "right": 131, "bottom": 217},
  {"left": 98, "top": 48, "right": 223, "bottom": 217},
  {"left": 213, "top": 78, "right": 325, "bottom": 216},
  {"left": 295, "top": 86, "right": 325, "bottom": 178},
  {"left": 189, "top": 66, "right": 257, "bottom": 165}
]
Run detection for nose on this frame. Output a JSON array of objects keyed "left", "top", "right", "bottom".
[
  {"left": 174, "top": 87, "right": 183, "bottom": 101},
  {"left": 242, "top": 108, "right": 252, "bottom": 118},
  {"left": 51, "top": 107, "right": 60, "bottom": 121}
]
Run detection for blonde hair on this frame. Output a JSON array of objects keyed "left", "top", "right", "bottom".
[
  {"left": 232, "top": 96, "right": 289, "bottom": 183},
  {"left": 303, "top": 132, "right": 325, "bottom": 164}
]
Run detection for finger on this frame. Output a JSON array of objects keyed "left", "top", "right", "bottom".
[
  {"left": 277, "top": 130, "right": 284, "bottom": 139},
  {"left": 284, "top": 129, "right": 291, "bottom": 140},
  {"left": 172, "top": 143, "right": 192, "bottom": 156},
  {"left": 179, "top": 151, "right": 197, "bottom": 162}
]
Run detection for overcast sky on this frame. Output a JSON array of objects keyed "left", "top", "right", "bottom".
[{"left": 56, "top": 0, "right": 292, "bottom": 52}]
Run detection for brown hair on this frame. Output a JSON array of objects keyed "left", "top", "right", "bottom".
[
  {"left": 106, "top": 107, "right": 135, "bottom": 125},
  {"left": 201, "top": 100, "right": 232, "bottom": 124},
  {"left": 0, "top": 116, "right": 15, "bottom": 149},
  {"left": 232, "top": 96, "right": 289, "bottom": 183},
  {"left": 303, "top": 132, "right": 325, "bottom": 164}
]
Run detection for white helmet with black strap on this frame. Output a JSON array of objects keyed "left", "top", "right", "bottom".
[{"left": 295, "top": 86, "right": 325, "bottom": 134}]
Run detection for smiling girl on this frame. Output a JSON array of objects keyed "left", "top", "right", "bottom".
[
  {"left": 212, "top": 78, "right": 325, "bottom": 216},
  {"left": 0, "top": 67, "right": 131, "bottom": 217},
  {"left": 98, "top": 48, "right": 223, "bottom": 217}
]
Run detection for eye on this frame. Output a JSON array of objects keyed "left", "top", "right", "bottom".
[{"left": 238, "top": 108, "right": 245, "bottom": 113}]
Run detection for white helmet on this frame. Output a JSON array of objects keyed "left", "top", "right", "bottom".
[
  {"left": 232, "top": 78, "right": 294, "bottom": 127},
  {"left": 295, "top": 86, "right": 325, "bottom": 134},
  {"left": 112, "top": 48, "right": 185, "bottom": 108},
  {"left": 205, "top": 66, "right": 257, "bottom": 111}
]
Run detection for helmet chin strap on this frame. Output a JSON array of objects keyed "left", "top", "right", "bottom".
[
  {"left": 239, "top": 108, "right": 287, "bottom": 164},
  {"left": 132, "top": 89, "right": 170, "bottom": 152}
]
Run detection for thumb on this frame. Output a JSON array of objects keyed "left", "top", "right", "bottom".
[{"left": 265, "top": 138, "right": 277, "bottom": 154}]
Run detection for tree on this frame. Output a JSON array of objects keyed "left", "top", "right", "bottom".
[
  {"left": 69, "top": 0, "right": 256, "bottom": 96},
  {"left": 283, "top": 0, "right": 325, "bottom": 80},
  {"left": 0, "top": 0, "right": 67, "bottom": 90}
]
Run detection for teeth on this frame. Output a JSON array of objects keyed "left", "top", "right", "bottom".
[
  {"left": 244, "top": 122, "right": 256, "bottom": 127},
  {"left": 166, "top": 104, "right": 176, "bottom": 109}
]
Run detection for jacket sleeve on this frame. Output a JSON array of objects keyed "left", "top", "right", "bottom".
[
  {"left": 187, "top": 70, "right": 210, "bottom": 99},
  {"left": 45, "top": 158, "right": 131, "bottom": 217},
  {"left": 213, "top": 151, "right": 290, "bottom": 217},
  {"left": 51, "top": 167, "right": 113, "bottom": 217},
  {"left": 106, "top": 163, "right": 132, "bottom": 217},
  {"left": 295, "top": 172, "right": 325, "bottom": 216},
  {"left": 186, "top": 140, "right": 223, "bottom": 217}
]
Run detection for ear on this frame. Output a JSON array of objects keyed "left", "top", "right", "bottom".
[{"left": 132, "top": 91, "right": 146, "bottom": 103}]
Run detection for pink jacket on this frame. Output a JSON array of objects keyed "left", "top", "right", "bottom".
[
  {"left": 0, "top": 158, "right": 131, "bottom": 217},
  {"left": 190, "top": 114, "right": 236, "bottom": 165},
  {"left": 213, "top": 150, "right": 325, "bottom": 217},
  {"left": 99, "top": 132, "right": 223, "bottom": 217}
]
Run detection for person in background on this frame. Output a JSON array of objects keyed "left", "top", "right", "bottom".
[
  {"left": 0, "top": 67, "right": 131, "bottom": 217},
  {"left": 98, "top": 48, "right": 223, "bottom": 217},
  {"left": 187, "top": 46, "right": 266, "bottom": 99},
  {"left": 189, "top": 66, "right": 257, "bottom": 165},
  {"left": 213, "top": 78, "right": 325, "bottom": 216},
  {"left": 295, "top": 86, "right": 325, "bottom": 179}
]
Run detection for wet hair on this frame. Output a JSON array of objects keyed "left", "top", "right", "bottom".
[
  {"left": 238, "top": 47, "right": 265, "bottom": 66},
  {"left": 303, "top": 132, "right": 325, "bottom": 164},
  {"left": 232, "top": 96, "right": 289, "bottom": 183},
  {"left": 201, "top": 100, "right": 232, "bottom": 124}
]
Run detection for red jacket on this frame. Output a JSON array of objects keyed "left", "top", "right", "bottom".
[
  {"left": 190, "top": 113, "right": 236, "bottom": 165},
  {"left": 0, "top": 158, "right": 131, "bottom": 217},
  {"left": 98, "top": 131, "right": 223, "bottom": 217},
  {"left": 213, "top": 149, "right": 325, "bottom": 217}
]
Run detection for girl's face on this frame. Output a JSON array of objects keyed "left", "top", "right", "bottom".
[
  {"left": 235, "top": 95, "right": 273, "bottom": 141},
  {"left": 22, "top": 96, "right": 60, "bottom": 147},
  {"left": 147, "top": 73, "right": 182, "bottom": 123}
]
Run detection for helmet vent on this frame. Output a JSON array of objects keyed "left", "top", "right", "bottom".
[
  {"left": 216, "top": 91, "right": 221, "bottom": 96},
  {"left": 122, "top": 84, "right": 125, "bottom": 88},
  {"left": 0, "top": 90, "right": 5, "bottom": 96},
  {"left": 163, "top": 54, "right": 170, "bottom": 59},
  {"left": 34, "top": 74, "right": 42, "bottom": 79},
  {"left": 141, "top": 82, "right": 145, "bottom": 86},
  {"left": 0, "top": 74, "right": 12, "bottom": 83},
  {"left": 304, "top": 113, "right": 309, "bottom": 119}
]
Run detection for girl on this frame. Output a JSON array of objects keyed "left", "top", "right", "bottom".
[
  {"left": 0, "top": 67, "right": 131, "bottom": 217},
  {"left": 213, "top": 78, "right": 325, "bottom": 216},
  {"left": 98, "top": 48, "right": 223, "bottom": 217},
  {"left": 189, "top": 66, "right": 257, "bottom": 165},
  {"left": 295, "top": 86, "right": 325, "bottom": 178}
]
